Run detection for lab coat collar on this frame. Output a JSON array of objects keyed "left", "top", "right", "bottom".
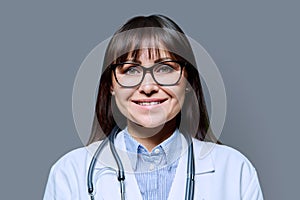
[
  {"left": 167, "top": 137, "right": 216, "bottom": 200},
  {"left": 86, "top": 132, "right": 216, "bottom": 200},
  {"left": 192, "top": 138, "right": 216, "bottom": 174},
  {"left": 87, "top": 131, "right": 216, "bottom": 175},
  {"left": 118, "top": 129, "right": 215, "bottom": 174}
]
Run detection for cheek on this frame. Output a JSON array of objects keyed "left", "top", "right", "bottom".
[
  {"left": 179, "top": 91, "right": 186, "bottom": 107},
  {"left": 175, "top": 80, "right": 188, "bottom": 106},
  {"left": 113, "top": 88, "right": 135, "bottom": 115},
  {"left": 164, "top": 83, "right": 187, "bottom": 115},
  {"left": 114, "top": 90, "right": 129, "bottom": 105},
  {"left": 174, "top": 89, "right": 186, "bottom": 112}
]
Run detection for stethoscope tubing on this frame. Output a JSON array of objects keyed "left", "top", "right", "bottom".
[
  {"left": 108, "top": 127, "right": 125, "bottom": 200},
  {"left": 184, "top": 133, "right": 195, "bottom": 200},
  {"left": 87, "top": 126, "right": 122, "bottom": 199},
  {"left": 87, "top": 126, "right": 195, "bottom": 200}
]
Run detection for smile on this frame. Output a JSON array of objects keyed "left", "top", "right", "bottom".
[
  {"left": 137, "top": 101, "right": 161, "bottom": 106},
  {"left": 132, "top": 99, "right": 167, "bottom": 106}
]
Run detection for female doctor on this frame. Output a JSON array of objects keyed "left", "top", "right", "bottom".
[{"left": 43, "top": 15, "right": 264, "bottom": 200}]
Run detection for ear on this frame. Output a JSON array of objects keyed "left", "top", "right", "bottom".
[
  {"left": 185, "top": 87, "right": 191, "bottom": 93},
  {"left": 110, "top": 86, "right": 115, "bottom": 95}
]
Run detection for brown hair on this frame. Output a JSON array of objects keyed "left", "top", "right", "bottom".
[{"left": 87, "top": 14, "right": 220, "bottom": 145}]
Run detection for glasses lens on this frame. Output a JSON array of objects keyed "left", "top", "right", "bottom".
[
  {"left": 114, "top": 61, "right": 182, "bottom": 87},
  {"left": 115, "top": 64, "right": 143, "bottom": 87},
  {"left": 153, "top": 61, "right": 182, "bottom": 85}
]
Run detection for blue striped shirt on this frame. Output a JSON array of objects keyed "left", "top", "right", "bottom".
[{"left": 124, "top": 128, "right": 182, "bottom": 200}]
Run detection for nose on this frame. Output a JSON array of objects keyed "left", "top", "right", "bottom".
[{"left": 138, "top": 72, "right": 159, "bottom": 95}]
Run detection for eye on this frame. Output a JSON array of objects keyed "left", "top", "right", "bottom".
[
  {"left": 124, "top": 67, "right": 140, "bottom": 75},
  {"left": 119, "top": 64, "right": 142, "bottom": 75},
  {"left": 155, "top": 64, "right": 176, "bottom": 74}
]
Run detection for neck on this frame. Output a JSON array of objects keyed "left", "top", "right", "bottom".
[{"left": 127, "top": 118, "right": 177, "bottom": 152}]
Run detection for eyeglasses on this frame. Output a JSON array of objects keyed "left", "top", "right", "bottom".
[{"left": 111, "top": 60, "right": 185, "bottom": 88}]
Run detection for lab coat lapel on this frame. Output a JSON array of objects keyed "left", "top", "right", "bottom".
[
  {"left": 193, "top": 140, "right": 215, "bottom": 174},
  {"left": 89, "top": 132, "right": 216, "bottom": 200},
  {"left": 167, "top": 137, "right": 215, "bottom": 200},
  {"left": 167, "top": 143, "right": 187, "bottom": 200}
]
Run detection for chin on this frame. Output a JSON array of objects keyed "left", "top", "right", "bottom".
[
  {"left": 137, "top": 121, "right": 165, "bottom": 129},
  {"left": 131, "top": 116, "right": 168, "bottom": 129}
]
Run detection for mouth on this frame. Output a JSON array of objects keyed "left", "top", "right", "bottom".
[{"left": 132, "top": 98, "right": 167, "bottom": 106}]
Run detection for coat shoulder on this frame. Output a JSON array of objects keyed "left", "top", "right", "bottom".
[
  {"left": 49, "top": 141, "right": 102, "bottom": 174},
  {"left": 193, "top": 139, "right": 253, "bottom": 165},
  {"left": 193, "top": 139, "right": 258, "bottom": 177}
]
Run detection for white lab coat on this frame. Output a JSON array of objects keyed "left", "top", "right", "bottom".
[{"left": 43, "top": 131, "right": 263, "bottom": 200}]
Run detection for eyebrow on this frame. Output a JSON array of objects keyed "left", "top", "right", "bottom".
[{"left": 126, "top": 57, "right": 173, "bottom": 64}]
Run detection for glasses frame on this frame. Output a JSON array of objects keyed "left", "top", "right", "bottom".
[{"left": 111, "top": 60, "right": 186, "bottom": 88}]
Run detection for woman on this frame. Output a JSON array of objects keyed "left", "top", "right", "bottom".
[{"left": 43, "top": 15, "right": 263, "bottom": 200}]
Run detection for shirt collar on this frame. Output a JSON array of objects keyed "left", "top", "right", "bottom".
[
  {"left": 89, "top": 130, "right": 215, "bottom": 175},
  {"left": 124, "top": 127, "right": 182, "bottom": 170}
]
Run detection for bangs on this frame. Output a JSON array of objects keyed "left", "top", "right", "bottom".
[
  {"left": 115, "top": 48, "right": 179, "bottom": 64},
  {"left": 103, "top": 27, "right": 190, "bottom": 68}
]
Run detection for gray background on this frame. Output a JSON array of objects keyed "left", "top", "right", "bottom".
[{"left": 0, "top": 0, "right": 299, "bottom": 199}]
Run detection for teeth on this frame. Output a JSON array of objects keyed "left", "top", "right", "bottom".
[{"left": 138, "top": 102, "right": 160, "bottom": 106}]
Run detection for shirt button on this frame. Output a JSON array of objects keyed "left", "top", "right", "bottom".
[
  {"left": 149, "top": 163, "right": 155, "bottom": 171},
  {"left": 154, "top": 148, "right": 160, "bottom": 154}
]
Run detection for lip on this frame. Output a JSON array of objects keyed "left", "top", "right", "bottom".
[{"left": 131, "top": 98, "right": 168, "bottom": 107}]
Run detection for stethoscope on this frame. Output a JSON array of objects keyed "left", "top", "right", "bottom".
[{"left": 87, "top": 126, "right": 195, "bottom": 200}]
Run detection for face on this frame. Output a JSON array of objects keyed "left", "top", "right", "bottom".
[{"left": 111, "top": 50, "right": 187, "bottom": 130}]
